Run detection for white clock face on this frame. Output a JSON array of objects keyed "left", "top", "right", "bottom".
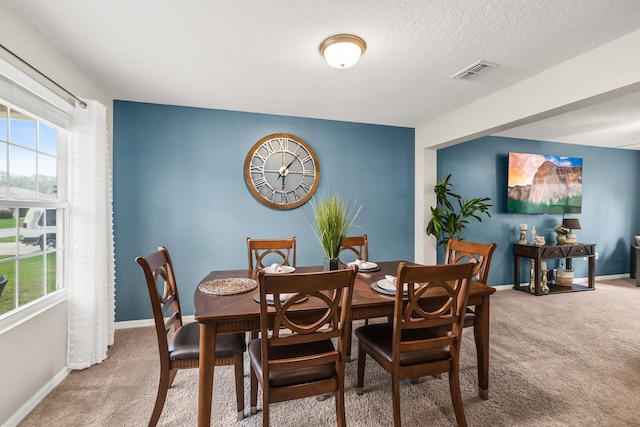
[{"left": 244, "top": 133, "right": 320, "bottom": 210}]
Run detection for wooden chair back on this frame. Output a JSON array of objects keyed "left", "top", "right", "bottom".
[
  {"left": 136, "top": 247, "right": 246, "bottom": 425},
  {"left": 251, "top": 267, "right": 358, "bottom": 426},
  {"left": 393, "top": 262, "right": 475, "bottom": 351},
  {"left": 247, "top": 237, "right": 297, "bottom": 269},
  {"left": 355, "top": 261, "right": 475, "bottom": 426},
  {"left": 339, "top": 234, "right": 369, "bottom": 261},
  {"left": 444, "top": 239, "right": 497, "bottom": 284},
  {"left": 137, "top": 246, "right": 184, "bottom": 357}
]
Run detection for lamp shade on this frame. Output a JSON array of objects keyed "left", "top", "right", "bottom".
[
  {"left": 320, "top": 34, "right": 366, "bottom": 69},
  {"left": 562, "top": 218, "right": 581, "bottom": 230}
]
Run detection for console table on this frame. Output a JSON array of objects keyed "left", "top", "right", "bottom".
[
  {"left": 513, "top": 243, "right": 596, "bottom": 296},
  {"left": 631, "top": 245, "right": 640, "bottom": 287}
]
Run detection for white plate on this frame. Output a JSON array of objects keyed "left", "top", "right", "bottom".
[
  {"left": 264, "top": 265, "right": 296, "bottom": 274},
  {"left": 266, "top": 293, "right": 292, "bottom": 303},
  {"left": 262, "top": 292, "right": 309, "bottom": 305},
  {"left": 347, "top": 261, "right": 378, "bottom": 270},
  {"left": 376, "top": 279, "right": 417, "bottom": 293}
]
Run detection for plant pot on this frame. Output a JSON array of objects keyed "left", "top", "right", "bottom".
[{"left": 323, "top": 258, "right": 344, "bottom": 271}]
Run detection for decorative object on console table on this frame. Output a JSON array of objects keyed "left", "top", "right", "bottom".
[
  {"left": 554, "top": 268, "right": 574, "bottom": 286},
  {"left": 529, "top": 260, "right": 549, "bottom": 294},
  {"left": 553, "top": 224, "right": 570, "bottom": 244},
  {"left": 532, "top": 235, "right": 545, "bottom": 246},
  {"left": 519, "top": 224, "right": 528, "bottom": 244},
  {"left": 308, "top": 193, "right": 362, "bottom": 271},
  {"left": 562, "top": 218, "right": 581, "bottom": 244}
]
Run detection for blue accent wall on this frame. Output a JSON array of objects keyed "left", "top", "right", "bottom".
[
  {"left": 113, "top": 101, "right": 415, "bottom": 321},
  {"left": 437, "top": 136, "right": 640, "bottom": 286}
]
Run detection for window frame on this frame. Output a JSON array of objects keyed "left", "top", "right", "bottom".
[{"left": 0, "top": 100, "right": 69, "bottom": 328}]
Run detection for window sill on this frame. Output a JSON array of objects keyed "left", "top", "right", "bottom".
[{"left": 0, "top": 289, "right": 68, "bottom": 335}]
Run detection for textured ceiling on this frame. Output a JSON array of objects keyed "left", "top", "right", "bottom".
[{"left": 5, "top": 0, "right": 640, "bottom": 148}]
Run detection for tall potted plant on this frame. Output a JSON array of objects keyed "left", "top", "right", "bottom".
[
  {"left": 426, "top": 174, "right": 492, "bottom": 247},
  {"left": 309, "top": 193, "right": 362, "bottom": 270}
]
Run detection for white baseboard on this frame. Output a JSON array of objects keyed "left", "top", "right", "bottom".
[
  {"left": 2, "top": 367, "right": 70, "bottom": 427},
  {"left": 115, "top": 315, "right": 196, "bottom": 330}
]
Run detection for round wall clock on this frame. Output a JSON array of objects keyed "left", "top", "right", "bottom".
[{"left": 244, "top": 133, "right": 320, "bottom": 210}]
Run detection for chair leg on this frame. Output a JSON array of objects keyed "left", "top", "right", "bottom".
[
  {"left": 335, "top": 387, "right": 346, "bottom": 427},
  {"left": 149, "top": 368, "right": 173, "bottom": 427},
  {"left": 167, "top": 368, "right": 177, "bottom": 388},
  {"left": 392, "top": 374, "right": 401, "bottom": 427},
  {"left": 449, "top": 367, "right": 468, "bottom": 427},
  {"left": 250, "top": 366, "right": 258, "bottom": 415},
  {"left": 261, "top": 388, "right": 270, "bottom": 427},
  {"left": 356, "top": 345, "right": 366, "bottom": 395},
  {"left": 233, "top": 354, "right": 245, "bottom": 421}
]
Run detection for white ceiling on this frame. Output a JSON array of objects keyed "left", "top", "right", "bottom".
[{"left": 5, "top": 0, "right": 640, "bottom": 149}]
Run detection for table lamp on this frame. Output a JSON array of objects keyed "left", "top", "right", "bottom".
[{"left": 562, "top": 218, "right": 581, "bottom": 244}]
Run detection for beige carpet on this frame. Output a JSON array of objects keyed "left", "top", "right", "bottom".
[{"left": 18, "top": 278, "right": 640, "bottom": 426}]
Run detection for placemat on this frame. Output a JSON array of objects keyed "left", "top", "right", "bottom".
[{"left": 199, "top": 278, "right": 257, "bottom": 295}]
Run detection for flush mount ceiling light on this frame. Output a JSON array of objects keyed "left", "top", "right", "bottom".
[{"left": 319, "top": 34, "right": 366, "bottom": 69}]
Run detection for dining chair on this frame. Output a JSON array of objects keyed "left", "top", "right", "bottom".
[
  {"left": 355, "top": 261, "right": 476, "bottom": 427},
  {"left": 444, "top": 239, "right": 497, "bottom": 328},
  {"left": 338, "top": 234, "right": 369, "bottom": 263},
  {"left": 247, "top": 236, "right": 297, "bottom": 345},
  {"left": 136, "top": 246, "right": 247, "bottom": 426},
  {"left": 247, "top": 236, "right": 297, "bottom": 270},
  {"left": 249, "top": 267, "right": 358, "bottom": 426},
  {"left": 339, "top": 234, "right": 376, "bottom": 349}
]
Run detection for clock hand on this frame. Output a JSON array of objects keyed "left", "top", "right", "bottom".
[
  {"left": 278, "top": 165, "right": 288, "bottom": 190},
  {"left": 285, "top": 158, "right": 296, "bottom": 170},
  {"left": 280, "top": 158, "right": 296, "bottom": 191}
]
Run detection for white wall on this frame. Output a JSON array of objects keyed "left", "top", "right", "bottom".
[
  {"left": 0, "top": 2, "right": 112, "bottom": 425},
  {"left": 0, "top": 300, "right": 68, "bottom": 425},
  {"left": 414, "top": 29, "right": 640, "bottom": 264}
]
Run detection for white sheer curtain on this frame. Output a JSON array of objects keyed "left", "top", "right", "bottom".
[{"left": 66, "top": 99, "right": 115, "bottom": 370}]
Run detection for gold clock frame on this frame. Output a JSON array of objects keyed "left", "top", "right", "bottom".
[{"left": 244, "top": 133, "right": 320, "bottom": 210}]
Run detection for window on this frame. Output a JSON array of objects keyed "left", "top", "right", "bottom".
[{"left": 0, "top": 101, "right": 67, "bottom": 318}]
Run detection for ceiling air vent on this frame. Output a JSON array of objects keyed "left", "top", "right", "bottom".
[{"left": 450, "top": 60, "right": 499, "bottom": 80}]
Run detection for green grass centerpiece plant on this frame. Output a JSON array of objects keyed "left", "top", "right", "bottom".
[
  {"left": 309, "top": 193, "right": 362, "bottom": 270},
  {"left": 426, "top": 174, "right": 492, "bottom": 247}
]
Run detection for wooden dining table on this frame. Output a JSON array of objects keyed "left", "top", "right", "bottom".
[{"left": 194, "top": 260, "right": 496, "bottom": 427}]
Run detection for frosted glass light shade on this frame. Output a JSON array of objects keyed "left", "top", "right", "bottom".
[{"left": 320, "top": 34, "right": 366, "bottom": 69}]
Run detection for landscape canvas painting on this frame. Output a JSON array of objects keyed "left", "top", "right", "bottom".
[{"left": 507, "top": 152, "right": 582, "bottom": 214}]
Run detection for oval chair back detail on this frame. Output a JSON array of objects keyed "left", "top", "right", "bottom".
[
  {"left": 135, "top": 246, "right": 246, "bottom": 425},
  {"left": 355, "top": 262, "right": 476, "bottom": 427},
  {"left": 249, "top": 266, "right": 358, "bottom": 426},
  {"left": 246, "top": 236, "right": 298, "bottom": 344},
  {"left": 247, "top": 237, "right": 297, "bottom": 270},
  {"left": 338, "top": 234, "right": 369, "bottom": 262},
  {"left": 444, "top": 240, "right": 497, "bottom": 285}
]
